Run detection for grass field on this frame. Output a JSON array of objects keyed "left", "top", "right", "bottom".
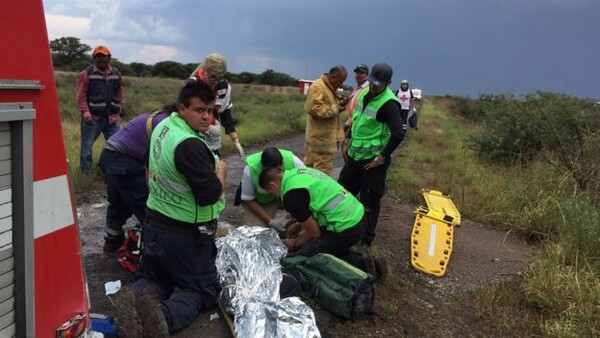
[
  {"left": 57, "top": 71, "right": 599, "bottom": 335},
  {"left": 55, "top": 72, "right": 306, "bottom": 195},
  {"left": 388, "top": 97, "right": 600, "bottom": 337}
]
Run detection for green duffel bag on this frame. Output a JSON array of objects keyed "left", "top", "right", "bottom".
[{"left": 281, "top": 253, "right": 375, "bottom": 319}]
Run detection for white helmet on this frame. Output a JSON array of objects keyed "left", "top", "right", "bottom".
[{"left": 401, "top": 79, "right": 409, "bottom": 85}]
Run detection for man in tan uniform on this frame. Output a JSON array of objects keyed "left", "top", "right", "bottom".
[{"left": 303, "top": 65, "right": 348, "bottom": 176}]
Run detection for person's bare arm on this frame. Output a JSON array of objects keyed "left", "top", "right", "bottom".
[
  {"left": 283, "top": 217, "right": 321, "bottom": 251},
  {"left": 242, "top": 199, "right": 271, "bottom": 225},
  {"left": 216, "top": 160, "right": 227, "bottom": 190}
]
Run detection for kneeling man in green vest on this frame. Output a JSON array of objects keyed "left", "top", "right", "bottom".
[
  {"left": 239, "top": 147, "right": 304, "bottom": 230},
  {"left": 259, "top": 167, "right": 366, "bottom": 256}
]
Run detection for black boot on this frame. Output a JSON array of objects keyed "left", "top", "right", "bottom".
[{"left": 103, "top": 234, "right": 124, "bottom": 253}]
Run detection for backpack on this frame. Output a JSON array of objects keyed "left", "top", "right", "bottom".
[
  {"left": 408, "top": 113, "right": 417, "bottom": 128},
  {"left": 281, "top": 253, "right": 375, "bottom": 319},
  {"left": 116, "top": 227, "right": 141, "bottom": 273}
]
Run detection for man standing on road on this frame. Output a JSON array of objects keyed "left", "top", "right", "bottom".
[
  {"left": 239, "top": 147, "right": 305, "bottom": 230},
  {"left": 97, "top": 106, "right": 171, "bottom": 252},
  {"left": 260, "top": 167, "right": 366, "bottom": 257},
  {"left": 396, "top": 79, "right": 414, "bottom": 129},
  {"left": 344, "top": 64, "right": 370, "bottom": 130},
  {"left": 339, "top": 63, "right": 405, "bottom": 246},
  {"left": 76, "top": 45, "right": 124, "bottom": 174},
  {"left": 189, "top": 53, "right": 245, "bottom": 158},
  {"left": 303, "top": 65, "right": 348, "bottom": 176},
  {"left": 133, "top": 81, "right": 227, "bottom": 336}
]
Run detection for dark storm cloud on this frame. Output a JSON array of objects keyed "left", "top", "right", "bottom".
[
  {"left": 168, "top": 0, "right": 600, "bottom": 98},
  {"left": 46, "top": 0, "right": 600, "bottom": 98}
]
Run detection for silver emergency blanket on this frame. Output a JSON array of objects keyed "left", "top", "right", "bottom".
[{"left": 216, "top": 226, "right": 320, "bottom": 338}]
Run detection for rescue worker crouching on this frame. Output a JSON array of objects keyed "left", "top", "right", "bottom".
[
  {"left": 98, "top": 105, "right": 171, "bottom": 253},
  {"left": 238, "top": 147, "right": 305, "bottom": 231},
  {"left": 132, "top": 80, "right": 227, "bottom": 336},
  {"left": 259, "top": 167, "right": 366, "bottom": 257}
]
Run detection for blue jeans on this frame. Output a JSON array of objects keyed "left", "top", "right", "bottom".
[
  {"left": 98, "top": 149, "right": 148, "bottom": 238},
  {"left": 80, "top": 116, "right": 119, "bottom": 174}
]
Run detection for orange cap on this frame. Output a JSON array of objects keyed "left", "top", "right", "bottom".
[{"left": 92, "top": 45, "right": 111, "bottom": 56}]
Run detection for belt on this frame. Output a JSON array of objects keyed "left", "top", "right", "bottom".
[{"left": 146, "top": 209, "right": 217, "bottom": 236}]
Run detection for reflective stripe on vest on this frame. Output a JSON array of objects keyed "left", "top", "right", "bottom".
[
  {"left": 86, "top": 65, "right": 121, "bottom": 115},
  {"left": 348, "top": 87, "right": 398, "bottom": 160},
  {"left": 280, "top": 168, "right": 364, "bottom": 233}
]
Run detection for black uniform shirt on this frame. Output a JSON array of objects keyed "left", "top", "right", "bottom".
[
  {"left": 282, "top": 188, "right": 312, "bottom": 222},
  {"left": 174, "top": 138, "right": 222, "bottom": 206}
]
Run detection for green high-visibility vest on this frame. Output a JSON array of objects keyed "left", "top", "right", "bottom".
[
  {"left": 281, "top": 168, "right": 364, "bottom": 233},
  {"left": 348, "top": 87, "right": 399, "bottom": 160},
  {"left": 246, "top": 149, "right": 297, "bottom": 204},
  {"left": 147, "top": 112, "right": 225, "bottom": 223}
]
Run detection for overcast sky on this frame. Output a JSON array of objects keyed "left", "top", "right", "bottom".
[{"left": 43, "top": 0, "right": 600, "bottom": 98}]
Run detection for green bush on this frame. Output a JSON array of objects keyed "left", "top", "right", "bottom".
[
  {"left": 464, "top": 92, "right": 600, "bottom": 198},
  {"left": 451, "top": 94, "right": 510, "bottom": 121},
  {"left": 388, "top": 96, "right": 600, "bottom": 337},
  {"left": 464, "top": 94, "right": 543, "bottom": 164}
]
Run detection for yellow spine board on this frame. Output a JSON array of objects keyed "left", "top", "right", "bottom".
[
  {"left": 410, "top": 189, "right": 461, "bottom": 278},
  {"left": 411, "top": 211, "right": 454, "bottom": 277},
  {"left": 218, "top": 300, "right": 237, "bottom": 338},
  {"left": 421, "top": 189, "right": 461, "bottom": 226}
]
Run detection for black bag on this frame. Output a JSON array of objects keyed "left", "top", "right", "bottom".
[
  {"left": 282, "top": 253, "right": 374, "bottom": 319},
  {"left": 233, "top": 183, "right": 242, "bottom": 206},
  {"left": 408, "top": 113, "right": 417, "bottom": 128}
]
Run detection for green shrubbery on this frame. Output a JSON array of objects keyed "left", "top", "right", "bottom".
[
  {"left": 456, "top": 92, "right": 600, "bottom": 202},
  {"left": 388, "top": 95, "right": 600, "bottom": 336}
]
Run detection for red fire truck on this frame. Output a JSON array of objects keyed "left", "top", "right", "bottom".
[{"left": 0, "top": 0, "right": 91, "bottom": 337}]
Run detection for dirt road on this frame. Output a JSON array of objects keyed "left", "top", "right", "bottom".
[{"left": 77, "top": 132, "right": 530, "bottom": 337}]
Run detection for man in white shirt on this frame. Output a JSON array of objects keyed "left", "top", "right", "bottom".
[
  {"left": 396, "top": 79, "right": 414, "bottom": 129},
  {"left": 237, "top": 147, "right": 305, "bottom": 230}
]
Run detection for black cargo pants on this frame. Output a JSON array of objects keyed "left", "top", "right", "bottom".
[
  {"left": 133, "top": 215, "right": 218, "bottom": 333},
  {"left": 338, "top": 155, "right": 391, "bottom": 245}
]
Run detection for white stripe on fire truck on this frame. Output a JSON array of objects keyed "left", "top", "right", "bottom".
[{"left": 34, "top": 175, "right": 75, "bottom": 239}]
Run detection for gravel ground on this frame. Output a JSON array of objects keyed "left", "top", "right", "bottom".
[{"left": 76, "top": 132, "right": 530, "bottom": 337}]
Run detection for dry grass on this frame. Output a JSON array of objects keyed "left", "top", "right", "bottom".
[
  {"left": 386, "top": 96, "right": 600, "bottom": 337},
  {"left": 56, "top": 72, "right": 306, "bottom": 195}
]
